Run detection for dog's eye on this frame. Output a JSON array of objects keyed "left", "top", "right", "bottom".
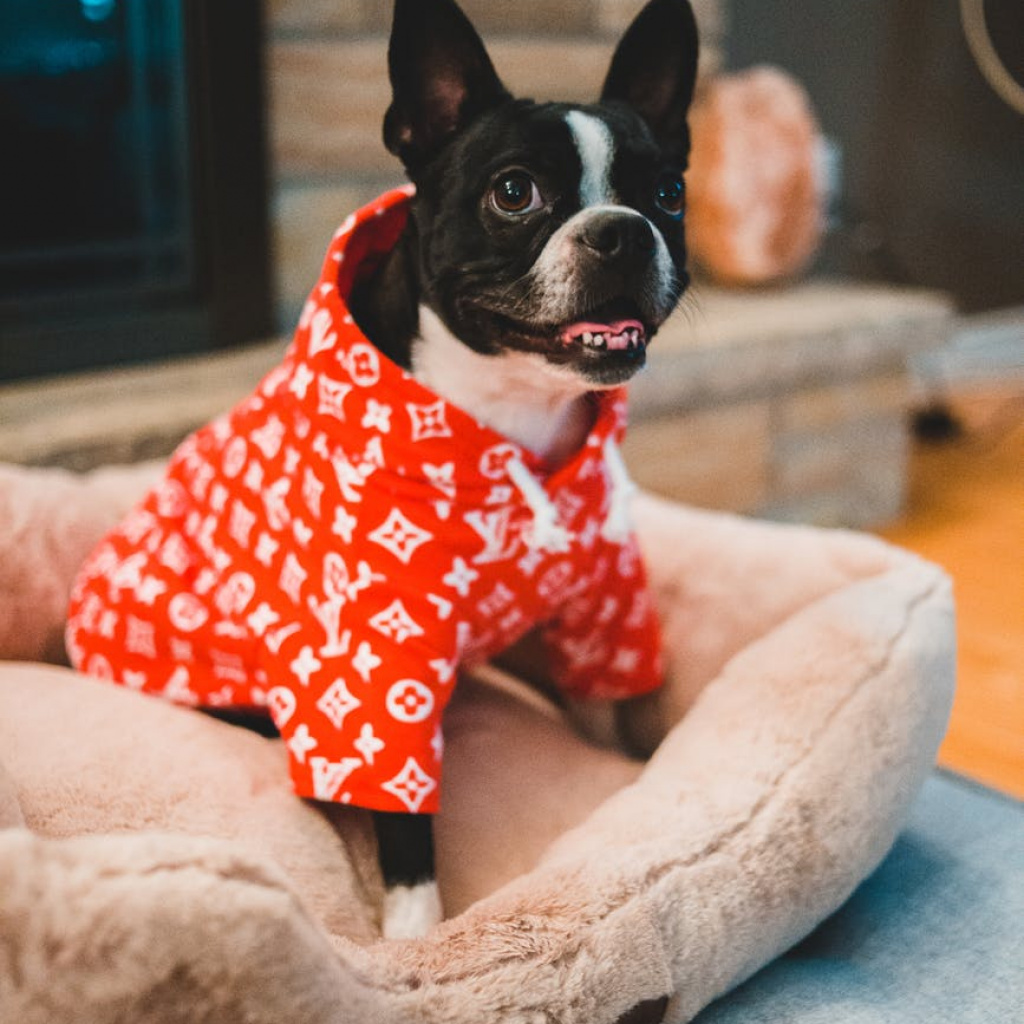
[
  {"left": 655, "top": 175, "right": 685, "bottom": 218},
  {"left": 490, "top": 172, "right": 542, "bottom": 215}
]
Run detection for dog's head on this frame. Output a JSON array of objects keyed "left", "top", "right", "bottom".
[{"left": 384, "top": 0, "right": 699, "bottom": 388}]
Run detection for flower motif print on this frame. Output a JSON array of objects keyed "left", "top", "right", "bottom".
[{"left": 65, "top": 187, "right": 664, "bottom": 816}]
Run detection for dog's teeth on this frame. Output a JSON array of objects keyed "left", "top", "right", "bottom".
[{"left": 574, "top": 328, "right": 629, "bottom": 350}]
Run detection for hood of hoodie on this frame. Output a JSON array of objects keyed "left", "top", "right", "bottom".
[{"left": 267, "top": 186, "right": 630, "bottom": 504}]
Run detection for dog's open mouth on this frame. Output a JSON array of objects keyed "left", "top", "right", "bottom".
[
  {"left": 560, "top": 318, "right": 647, "bottom": 352},
  {"left": 558, "top": 299, "right": 652, "bottom": 355},
  {"left": 472, "top": 298, "right": 654, "bottom": 381}
]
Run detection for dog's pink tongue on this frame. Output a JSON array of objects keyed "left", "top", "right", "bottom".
[{"left": 561, "top": 319, "right": 646, "bottom": 351}]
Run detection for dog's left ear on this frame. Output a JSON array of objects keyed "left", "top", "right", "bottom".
[
  {"left": 384, "top": 0, "right": 510, "bottom": 175},
  {"left": 601, "top": 0, "right": 700, "bottom": 156}
]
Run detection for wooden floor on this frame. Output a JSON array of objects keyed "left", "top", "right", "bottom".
[{"left": 878, "top": 383, "right": 1024, "bottom": 799}]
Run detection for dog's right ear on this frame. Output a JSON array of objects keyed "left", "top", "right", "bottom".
[{"left": 384, "top": 0, "right": 510, "bottom": 174}]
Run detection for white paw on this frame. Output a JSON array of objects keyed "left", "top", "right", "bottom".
[{"left": 383, "top": 881, "right": 443, "bottom": 940}]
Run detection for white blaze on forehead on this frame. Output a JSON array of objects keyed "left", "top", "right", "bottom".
[{"left": 565, "top": 110, "right": 616, "bottom": 207}]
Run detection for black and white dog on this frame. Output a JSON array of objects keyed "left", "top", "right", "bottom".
[{"left": 357, "top": 0, "right": 698, "bottom": 937}]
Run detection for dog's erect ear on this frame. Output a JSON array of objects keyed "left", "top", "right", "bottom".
[
  {"left": 384, "top": 0, "right": 510, "bottom": 173},
  {"left": 600, "top": 0, "right": 699, "bottom": 154}
]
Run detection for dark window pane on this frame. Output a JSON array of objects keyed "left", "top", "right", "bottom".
[{"left": 0, "top": 0, "right": 192, "bottom": 304}]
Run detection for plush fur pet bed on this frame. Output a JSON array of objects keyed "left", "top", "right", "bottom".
[{"left": 0, "top": 461, "right": 955, "bottom": 1024}]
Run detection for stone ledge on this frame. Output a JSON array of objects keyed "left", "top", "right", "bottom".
[
  {"left": 0, "top": 342, "right": 285, "bottom": 471},
  {"left": 631, "top": 280, "right": 953, "bottom": 420},
  {"left": 0, "top": 278, "right": 954, "bottom": 529},
  {"left": 623, "top": 369, "right": 914, "bottom": 528}
]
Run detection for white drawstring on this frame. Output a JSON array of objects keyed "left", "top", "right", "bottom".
[
  {"left": 506, "top": 439, "right": 636, "bottom": 553},
  {"left": 506, "top": 457, "right": 573, "bottom": 554},
  {"left": 601, "top": 437, "right": 637, "bottom": 543}
]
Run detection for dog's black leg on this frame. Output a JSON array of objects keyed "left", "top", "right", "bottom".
[{"left": 372, "top": 810, "right": 441, "bottom": 939}]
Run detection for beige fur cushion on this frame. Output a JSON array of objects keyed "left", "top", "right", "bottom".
[{"left": 0, "top": 463, "right": 955, "bottom": 1023}]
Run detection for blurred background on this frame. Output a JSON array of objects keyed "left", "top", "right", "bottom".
[
  {"left": 1, "top": 0, "right": 1022, "bottom": 375},
  {"left": 0, "top": 0, "right": 1021, "bottom": 795},
  {"left": 0, "top": 0, "right": 272, "bottom": 380},
  {"left": 728, "top": 0, "right": 1024, "bottom": 312}
]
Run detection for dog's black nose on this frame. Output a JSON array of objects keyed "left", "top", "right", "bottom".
[{"left": 578, "top": 211, "right": 656, "bottom": 262}]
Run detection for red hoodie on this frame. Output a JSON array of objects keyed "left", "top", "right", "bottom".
[{"left": 67, "top": 187, "right": 663, "bottom": 814}]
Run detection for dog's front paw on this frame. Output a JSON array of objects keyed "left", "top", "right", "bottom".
[{"left": 383, "top": 881, "right": 443, "bottom": 940}]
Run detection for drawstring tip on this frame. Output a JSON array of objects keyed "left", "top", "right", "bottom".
[
  {"left": 506, "top": 457, "right": 574, "bottom": 554},
  {"left": 506, "top": 439, "right": 637, "bottom": 554},
  {"left": 601, "top": 438, "right": 637, "bottom": 544}
]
